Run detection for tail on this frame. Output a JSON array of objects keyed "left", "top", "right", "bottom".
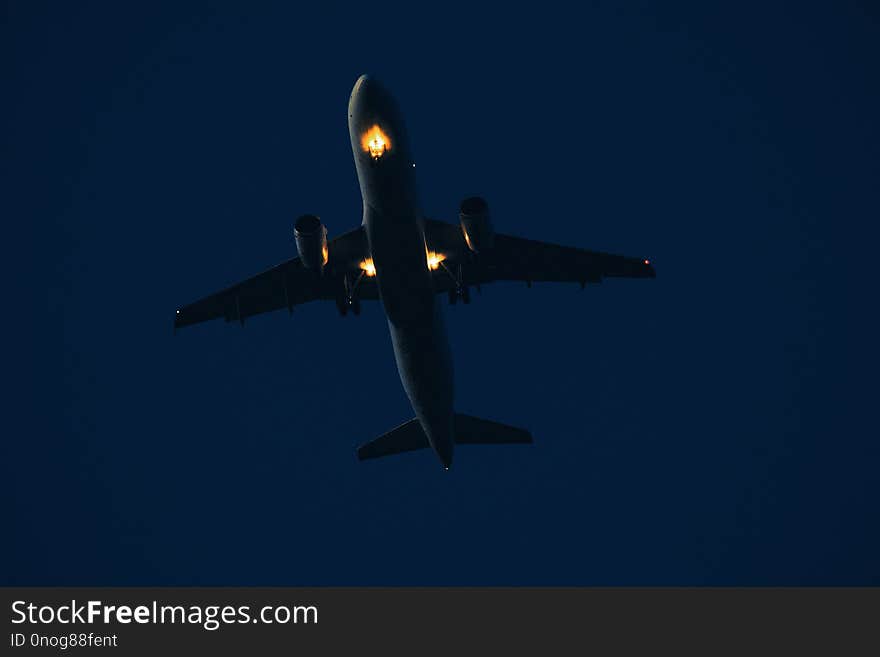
[{"left": 357, "top": 413, "right": 532, "bottom": 465}]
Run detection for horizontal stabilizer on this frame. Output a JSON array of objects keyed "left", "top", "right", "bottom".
[
  {"left": 357, "top": 414, "right": 533, "bottom": 463},
  {"left": 454, "top": 414, "right": 533, "bottom": 445},
  {"left": 357, "top": 418, "right": 430, "bottom": 461}
]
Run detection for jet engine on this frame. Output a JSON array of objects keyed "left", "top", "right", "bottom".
[
  {"left": 459, "top": 196, "right": 494, "bottom": 253},
  {"left": 294, "top": 214, "right": 328, "bottom": 271}
]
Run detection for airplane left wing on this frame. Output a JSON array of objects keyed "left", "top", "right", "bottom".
[
  {"left": 174, "top": 227, "right": 375, "bottom": 330},
  {"left": 424, "top": 218, "right": 655, "bottom": 291}
]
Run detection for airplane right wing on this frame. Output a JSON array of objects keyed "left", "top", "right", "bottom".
[{"left": 174, "top": 227, "right": 376, "bottom": 330}]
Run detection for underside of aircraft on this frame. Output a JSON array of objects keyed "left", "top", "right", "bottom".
[{"left": 174, "top": 74, "right": 655, "bottom": 468}]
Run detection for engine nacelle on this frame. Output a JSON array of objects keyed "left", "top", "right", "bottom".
[
  {"left": 294, "top": 214, "right": 328, "bottom": 271},
  {"left": 459, "top": 196, "right": 494, "bottom": 253}
]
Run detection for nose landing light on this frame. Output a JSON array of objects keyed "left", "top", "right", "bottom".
[{"left": 361, "top": 125, "right": 391, "bottom": 160}]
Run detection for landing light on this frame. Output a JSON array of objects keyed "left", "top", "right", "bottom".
[
  {"left": 644, "top": 259, "right": 650, "bottom": 265},
  {"left": 361, "top": 125, "right": 391, "bottom": 160},
  {"left": 426, "top": 251, "right": 445, "bottom": 271},
  {"left": 360, "top": 258, "right": 376, "bottom": 276}
]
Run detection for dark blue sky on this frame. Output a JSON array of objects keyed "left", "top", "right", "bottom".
[{"left": 5, "top": 1, "right": 879, "bottom": 584}]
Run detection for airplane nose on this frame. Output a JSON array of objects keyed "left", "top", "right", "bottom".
[
  {"left": 353, "top": 73, "right": 371, "bottom": 93},
  {"left": 351, "top": 73, "right": 388, "bottom": 105},
  {"left": 350, "top": 74, "right": 379, "bottom": 120},
  {"left": 349, "top": 74, "right": 402, "bottom": 163}
]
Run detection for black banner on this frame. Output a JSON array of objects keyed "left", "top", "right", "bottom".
[{"left": 2, "top": 588, "right": 877, "bottom": 654}]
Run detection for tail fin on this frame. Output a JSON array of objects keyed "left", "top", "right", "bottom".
[{"left": 454, "top": 414, "right": 533, "bottom": 446}]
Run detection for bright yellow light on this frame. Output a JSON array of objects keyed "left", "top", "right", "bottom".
[
  {"left": 322, "top": 243, "right": 329, "bottom": 266},
  {"left": 361, "top": 125, "right": 391, "bottom": 159},
  {"left": 360, "top": 258, "right": 376, "bottom": 276},
  {"left": 426, "top": 250, "right": 445, "bottom": 271}
]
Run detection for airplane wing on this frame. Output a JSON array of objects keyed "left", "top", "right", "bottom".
[
  {"left": 423, "top": 218, "right": 655, "bottom": 292},
  {"left": 174, "top": 227, "right": 375, "bottom": 330}
]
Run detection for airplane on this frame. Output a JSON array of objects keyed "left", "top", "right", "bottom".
[{"left": 174, "top": 74, "right": 656, "bottom": 469}]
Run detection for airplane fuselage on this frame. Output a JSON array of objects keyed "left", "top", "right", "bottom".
[{"left": 348, "top": 75, "right": 455, "bottom": 468}]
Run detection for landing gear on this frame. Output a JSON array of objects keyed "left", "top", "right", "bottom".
[
  {"left": 441, "top": 261, "right": 471, "bottom": 305},
  {"left": 338, "top": 271, "right": 365, "bottom": 317},
  {"left": 447, "top": 284, "right": 470, "bottom": 305}
]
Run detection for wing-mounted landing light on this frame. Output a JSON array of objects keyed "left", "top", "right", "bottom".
[
  {"left": 360, "top": 258, "right": 377, "bottom": 276},
  {"left": 361, "top": 125, "right": 391, "bottom": 160},
  {"left": 426, "top": 250, "right": 445, "bottom": 271}
]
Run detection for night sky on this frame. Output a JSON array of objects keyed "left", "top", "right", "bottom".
[{"left": 5, "top": 2, "right": 879, "bottom": 584}]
